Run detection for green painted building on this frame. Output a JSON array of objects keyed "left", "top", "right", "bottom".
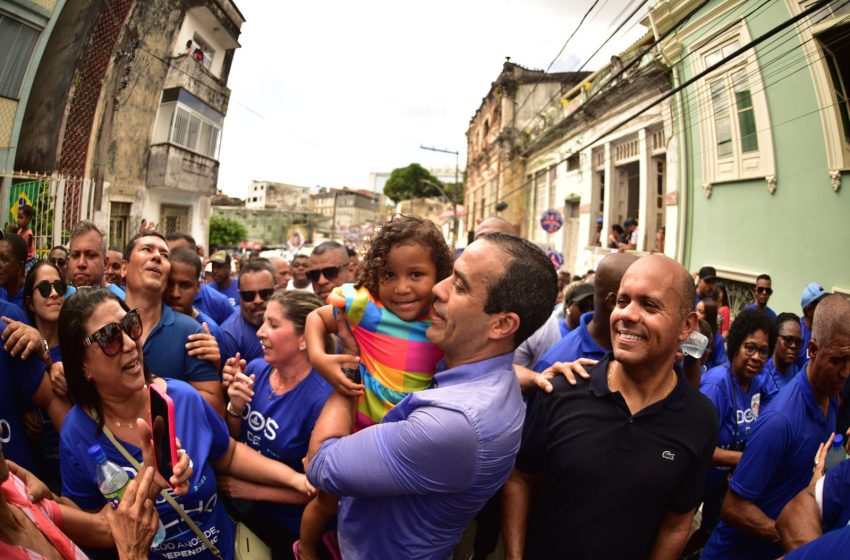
[{"left": 652, "top": 0, "right": 850, "bottom": 312}]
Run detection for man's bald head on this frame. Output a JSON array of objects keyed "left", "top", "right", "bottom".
[
  {"left": 474, "top": 217, "right": 516, "bottom": 239},
  {"left": 622, "top": 254, "right": 695, "bottom": 318},
  {"left": 594, "top": 253, "right": 640, "bottom": 312},
  {"left": 812, "top": 294, "right": 850, "bottom": 346}
]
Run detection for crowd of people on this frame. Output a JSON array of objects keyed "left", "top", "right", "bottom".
[{"left": 1, "top": 215, "right": 849, "bottom": 560}]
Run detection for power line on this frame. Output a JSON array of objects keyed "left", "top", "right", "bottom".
[
  {"left": 516, "top": 0, "right": 775, "bottom": 136},
  {"left": 511, "top": 0, "right": 604, "bottom": 126},
  {"left": 577, "top": 0, "right": 650, "bottom": 73},
  {"left": 473, "top": 0, "right": 845, "bottom": 216}
]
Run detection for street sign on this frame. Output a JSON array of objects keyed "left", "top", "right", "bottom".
[{"left": 540, "top": 209, "right": 563, "bottom": 233}]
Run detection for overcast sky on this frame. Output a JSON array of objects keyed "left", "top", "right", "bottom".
[{"left": 217, "top": 0, "right": 649, "bottom": 198}]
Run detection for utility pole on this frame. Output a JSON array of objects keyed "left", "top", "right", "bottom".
[
  {"left": 330, "top": 189, "right": 338, "bottom": 242},
  {"left": 420, "top": 145, "right": 461, "bottom": 248}
]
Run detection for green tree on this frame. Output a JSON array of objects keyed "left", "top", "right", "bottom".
[
  {"left": 208, "top": 215, "right": 246, "bottom": 249},
  {"left": 383, "top": 163, "right": 446, "bottom": 203}
]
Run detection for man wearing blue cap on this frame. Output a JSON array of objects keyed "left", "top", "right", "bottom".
[{"left": 798, "top": 283, "right": 828, "bottom": 369}]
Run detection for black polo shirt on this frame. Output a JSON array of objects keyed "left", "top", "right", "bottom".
[{"left": 517, "top": 354, "right": 718, "bottom": 560}]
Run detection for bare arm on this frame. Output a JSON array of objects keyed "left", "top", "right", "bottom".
[
  {"left": 647, "top": 508, "right": 696, "bottom": 560},
  {"left": 213, "top": 438, "right": 312, "bottom": 496},
  {"left": 721, "top": 489, "right": 781, "bottom": 543},
  {"left": 30, "top": 373, "right": 70, "bottom": 431},
  {"left": 712, "top": 448, "right": 743, "bottom": 468},
  {"left": 502, "top": 468, "right": 538, "bottom": 560},
  {"left": 306, "top": 391, "right": 357, "bottom": 463},
  {"left": 777, "top": 483, "right": 822, "bottom": 551},
  {"left": 218, "top": 475, "right": 311, "bottom": 505},
  {"left": 305, "top": 307, "right": 363, "bottom": 396},
  {"left": 59, "top": 504, "right": 115, "bottom": 548},
  {"left": 189, "top": 380, "right": 225, "bottom": 417}
]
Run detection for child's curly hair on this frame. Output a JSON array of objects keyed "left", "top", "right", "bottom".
[{"left": 354, "top": 214, "right": 454, "bottom": 294}]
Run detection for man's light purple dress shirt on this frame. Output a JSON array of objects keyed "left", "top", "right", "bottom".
[{"left": 307, "top": 352, "right": 524, "bottom": 559}]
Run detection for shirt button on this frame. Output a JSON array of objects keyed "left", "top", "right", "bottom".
[{"left": 628, "top": 418, "right": 634, "bottom": 424}]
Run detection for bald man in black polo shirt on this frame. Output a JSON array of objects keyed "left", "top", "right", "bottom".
[{"left": 503, "top": 255, "right": 718, "bottom": 560}]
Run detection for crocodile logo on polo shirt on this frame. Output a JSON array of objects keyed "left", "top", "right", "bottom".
[{"left": 662, "top": 450, "right": 676, "bottom": 461}]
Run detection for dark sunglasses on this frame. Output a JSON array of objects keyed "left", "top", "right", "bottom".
[
  {"left": 306, "top": 264, "right": 346, "bottom": 284},
  {"left": 83, "top": 309, "right": 142, "bottom": 357},
  {"left": 756, "top": 287, "right": 773, "bottom": 295},
  {"left": 238, "top": 288, "right": 274, "bottom": 303},
  {"left": 49, "top": 258, "right": 67, "bottom": 267},
  {"left": 34, "top": 279, "right": 67, "bottom": 298},
  {"left": 778, "top": 335, "right": 803, "bottom": 347}
]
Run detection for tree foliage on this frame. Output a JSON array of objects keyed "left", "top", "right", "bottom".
[
  {"left": 383, "top": 163, "right": 447, "bottom": 203},
  {"left": 208, "top": 215, "right": 246, "bottom": 249}
]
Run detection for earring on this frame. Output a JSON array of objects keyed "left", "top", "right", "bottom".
[{"left": 298, "top": 344, "right": 306, "bottom": 352}]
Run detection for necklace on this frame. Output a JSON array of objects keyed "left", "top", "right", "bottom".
[{"left": 110, "top": 417, "right": 136, "bottom": 429}]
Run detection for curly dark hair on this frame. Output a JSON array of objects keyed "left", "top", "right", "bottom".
[
  {"left": 726, "top": 309, "right": 777, "bottom": 363},
  {"left": 354, "top": 214, "right": 453, "bottom": 294}
]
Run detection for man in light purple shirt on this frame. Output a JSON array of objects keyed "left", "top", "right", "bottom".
[{"left": 305, "top": 233, "right": 558, "bottom": 559}]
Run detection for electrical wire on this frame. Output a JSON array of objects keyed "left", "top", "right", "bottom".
[{"left": 472, "top": 0, "right": 848, "bottom": 217}]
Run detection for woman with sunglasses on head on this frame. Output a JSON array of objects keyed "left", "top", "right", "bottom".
[
  {"left": 764, "top": 313, "right": 803, "bottom": 393},
  {"left": 58, "top": 288, "right": 314, "bottom": 560},
  {"left": 21, "top": 261, "right": 69, "bottom": 492},
  {"left": 692, "top": 310, "right": 778, "bottom": 547}
]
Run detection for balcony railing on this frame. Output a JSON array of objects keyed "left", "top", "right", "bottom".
[{"left": 147, "top": 143, "right": 219, "bottom": 196}]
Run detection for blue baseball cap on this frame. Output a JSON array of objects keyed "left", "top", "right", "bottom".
[{"left": 801, "top": 282, "right": 827, "bottom": 309}]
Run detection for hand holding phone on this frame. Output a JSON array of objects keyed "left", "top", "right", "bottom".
[{"left": 149, "top": 384, "right": 178, "bottom": 489}]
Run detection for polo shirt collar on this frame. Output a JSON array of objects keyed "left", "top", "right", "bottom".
[
  {"left": 433, "top": 352, "right": 514, "bottom": 388},
  {"left": 578, "top": 312, "right": 605, "bottom": 356},
  {"left": 590, "top": 353, "right": 688, "bottom": 410},
  {"left": 799, "top": 365, "right": 829, "bottom": 423},
  {"left": 146, "top": 304, "right": 174, "bottom": 342}
]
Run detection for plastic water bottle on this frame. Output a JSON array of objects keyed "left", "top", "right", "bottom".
[
  {"left": 680, "top": 330, "right": 709, "bottom": 359},
  {"left": 824, "top": 434, "right": 847, "bottom": 472},
  {"left": 88, "top": 444, "right": 166, "bottom": 548}
]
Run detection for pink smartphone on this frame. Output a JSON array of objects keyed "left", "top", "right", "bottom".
[{"left": 149, "top": 384, "right": 179, "bottom": 487}]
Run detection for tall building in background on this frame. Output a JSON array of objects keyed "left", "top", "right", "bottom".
[
  {"left": 3, "top": 0, "right": 243, "bottom": 251},
  {"left": 465, "top": 59, "right": 589, "bottom": 241}
]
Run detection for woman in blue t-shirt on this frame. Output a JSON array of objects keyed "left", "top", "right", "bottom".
[
  {"left": 221, "top": 290, "right": 332, "bottom": 558},
  {"left": 692, "top": 310, "right": 778, "bottom": 548},
  {"left": 22, "top": 261, "right": 68, "bottom": 491},
  {"left": 764, "top": 312, "right": 803, "bottom": 392},
  {"left": 57, "top": 288, "right": 313, "bottom": 560}
]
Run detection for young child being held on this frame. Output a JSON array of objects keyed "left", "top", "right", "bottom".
[
  {"left": 16, "top": 204, "right": 35, "bottom": 272},
  {"left": 297, "top": 214, "right": 454, "bottom": 559}
]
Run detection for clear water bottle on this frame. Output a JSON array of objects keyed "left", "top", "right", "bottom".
[
  {"left": 824, "top": 434, "right": 847, "bottom": 472},
  {"left": 88, "top": 444, "right": 166, "bottom": 548},
  {"left": 680, "top": 330, "right": 709, "bottom": 359}
]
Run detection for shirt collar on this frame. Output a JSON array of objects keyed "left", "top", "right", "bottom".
[
  {"left": 578, "top": 312, "right": 606, "bottom": 355},
  {"left": 798, "top": 365, "right": 831, "bottom": 422},
  {"left": 159, "top": 303, "right": 175, "bottom": 326},
  {"left": 590, "top": 353, "right": 688, "bottom": 410},
  {"left": 433, "top": 352, "right": 515, "bottom": 388}
]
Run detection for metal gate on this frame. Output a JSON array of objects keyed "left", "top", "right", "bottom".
[{"left": 7, "top": 171, "right": 92, "bottom": 255}]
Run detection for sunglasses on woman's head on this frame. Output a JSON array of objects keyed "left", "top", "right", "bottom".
[
  {"left": 34, "top": 279, "right": 67, "bottom": 298},
  {"left": 83, "top": 309, "right": 143, "bottom": 357}
]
